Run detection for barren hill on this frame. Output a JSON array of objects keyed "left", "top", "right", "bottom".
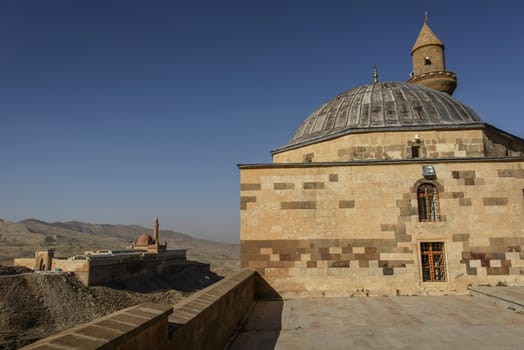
[
  {"left": 0, "top": 219, "right": 239, "bottom": 276},
  {"left": 0, "top": 218, "right": 240, "bottom": 349},
  {"left": 0, "top": 265, "right": 220, "bottom": 349}
]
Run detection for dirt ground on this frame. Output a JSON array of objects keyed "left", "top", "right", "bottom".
[{"left": 0, "top": 265, "right": 220, "bottom": 349}]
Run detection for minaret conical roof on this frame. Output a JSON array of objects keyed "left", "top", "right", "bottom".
[{"left": 411, "top": 21, "right": 444, "bottom": 54}]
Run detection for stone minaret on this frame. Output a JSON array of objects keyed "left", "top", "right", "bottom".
[
  {"left": 153, "top": 216, "right": 159, "bottom": 245},
  {"left": 407, "top": 15, "right": 457, "bottom": 95}
]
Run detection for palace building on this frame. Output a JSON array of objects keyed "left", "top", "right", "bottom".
[{"left": 239, "top": 18, "right": 524, "bottom": 296}]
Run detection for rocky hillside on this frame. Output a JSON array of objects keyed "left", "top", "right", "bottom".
[
  {"left": 0, "top": 219, "right": 239, "bottom": 275},
  {"left": 0, "top": 264, "right": 220, "bottom": 349}
]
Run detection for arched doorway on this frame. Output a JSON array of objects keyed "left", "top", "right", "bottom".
[{"left": 38, "top": 257, "right": 45, "bottom": 271}]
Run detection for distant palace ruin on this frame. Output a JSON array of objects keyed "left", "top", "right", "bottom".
[{"left": 14, "top": 217, "right": 189, "bottom": 286}]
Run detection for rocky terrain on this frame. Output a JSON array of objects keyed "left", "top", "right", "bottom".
[
  {"left": 0, "top": 219, "right": 240, "bottom": 349},
  {"left": 0, "top": 266, "right": 220, "bottom": 349}
]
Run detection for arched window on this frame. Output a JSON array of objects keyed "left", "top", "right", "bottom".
[{"left": 417, "top": 183, "right": 440, "bottom": 222}]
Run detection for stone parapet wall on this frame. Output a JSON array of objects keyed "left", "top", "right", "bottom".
[
  {"left": 17, "top": 270, "right": 260, "bottom": 350},
  {"left": 20, "top": 303, "right": 173, "bottom": 350},
  {"left": 169, "top": 269, "right": 257, "bottom": 350}
]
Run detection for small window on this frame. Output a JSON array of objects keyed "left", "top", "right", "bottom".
[
  {"left": 417, "top": 183, "right": 440, "bottom": 222},
  {"left": 412, "top": 144, "right": 420, "bottom": 158},
  {"left": 304, "top": 153, "right": 313, "bottom": 163},
  {"left": 420, "top": 242, "right": 446, "bottom": 282}
]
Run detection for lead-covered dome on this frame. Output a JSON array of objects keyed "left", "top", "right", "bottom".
[{"left": 286, "top": 82, "right": 482, "bottom": 148}]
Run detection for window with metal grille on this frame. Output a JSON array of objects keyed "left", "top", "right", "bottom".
[
  {"left": 417, "top": 183, "right": 440, "bottom": 222},
  {"left": 420, "top": 242, "right": 446, "bottom": 282}
]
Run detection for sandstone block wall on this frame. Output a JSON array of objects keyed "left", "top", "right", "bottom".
[
  {"left": 240, "top": 159, "right": 524, "bottom": 296},
  {"left": 86, "top": 251, "right": 188, "bottom": 286},
  {"left": 169, "top": 269, "right": 256, "bottom": 350},
  {"left": 12, "top": 258, "right": 36, "bottom": 270},
  {"left": 272, "top": 129, "right": 486, "bottom": 163}
]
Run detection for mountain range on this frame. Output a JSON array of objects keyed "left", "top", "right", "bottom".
[{"left": 0, "top": 218, "right": 239, "bottom": 276}]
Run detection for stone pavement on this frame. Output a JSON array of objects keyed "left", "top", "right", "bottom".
[
  {"left": 469, "top": 285, "right": 524, "bottom": 312},
  {"left": 229, "top": 287, "right": 524, "bottom": 350}
]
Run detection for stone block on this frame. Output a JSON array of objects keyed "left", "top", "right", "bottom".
[
  {"left": 273, "top": 182, "right": 295, "bottom": 190},
  {"left": 50, "top": 334, "right": 106, "bottom": 349},
  {"left": 240, "top": 196, "right": 256, "bottom": 210},
  {"left": 506, "top": 252, "right": 521, "bottom": 261},
  {"left": 280, "top": 253, "right": 300, "bottom": 261},
  {"left": 459, "top": 198, "right": 472, "bottom": 206},
  {"left": 490, "top": 259, "right": 502, "bottom": 268},
  {"left": 300, "top": 253, "right": 311, "bottom": 261},
  {"left": 353, "top": 247, "right": 365, "bottom": 254},
  {"left": 75, "top": 324, "right": 122, "bottom": 341},
  {"left": 329, "top": 247, "right": 342, "bottom": 254},
  {"left": 260, "top": 247, "right": 273, "bottom": 255},
  {"left": 462, "top": 171, "right": 476, "bottom": 179},
  {"left": 469, "top": 260, "right": 481, "bottom": 268},
  {"left": 339, "top": 200, "right": 355, "bottom": 208},
  {"left": 483, "top": 197, "right": 508, "bottom": 206},
  {"left": 307, "top": 261, "right": 317, "bottom": 268},
  {"left": 331, "top": 260, "right": 349, "bottom": 268},
  {"left": 303, "top": 182, "right": 325, "bottom": 190},
  {"left": 381, "top": 224, "right": 396, "bottom": 231},
  {"left": 240, "top": 183, "right": 262, "bottom": 191},
  {"left": 452, "top": 234, "right": 470, "bottom": 242},
  {"left": 359, "top": 260, "right": 369, "bottom": 268},
  {"left": 281, "top": 201, "right": 316, "bottom": 209},
  {"left": 486, "top": 267, "right": 509, "bottom": 275}
]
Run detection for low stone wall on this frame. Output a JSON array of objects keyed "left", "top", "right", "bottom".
[
  {"left": 86, "top": 250, "right": 188, "bottom": 286},
  {"left": 18, "top": 269, "right": 260, "bottom": 349},
  {"left": 20, "top": 303, "right": 173, "bottom": 350},
  {"left": 168, "top": 269, "right": 257, "bottom": 349},
  {"left": 12, "top": 258, "right": 35, "bottom": 270},
  {"left": 52, "top": 259, "right": 90, "bottom": 284}
]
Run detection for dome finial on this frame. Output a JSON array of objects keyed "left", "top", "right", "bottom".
[
  {"left": 373, "top": 64, "right": 379, "bottom": 83},
  {"left": 424, "top": 10, "right": 428, "bottom": 23}
]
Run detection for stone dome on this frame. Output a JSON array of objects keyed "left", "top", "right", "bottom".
[
  {"left": 135, "top": 233, "right": 154, "bottom": 246},
  {"left": 285, "top": 82, "right": 482, "bottom": 148}
]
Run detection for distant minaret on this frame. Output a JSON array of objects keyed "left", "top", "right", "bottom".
[
  {"left": 407, "top": 13, "right": 457, "bottom": 95},
  {"left": 153, "top": 216, "right": 159, "bottom": 244}
]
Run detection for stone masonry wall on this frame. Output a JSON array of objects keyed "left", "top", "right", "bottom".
[
  {"left": 272, "top": 129, "right": 485, "bottom": 163},
  {"left": 169, "top": 269, "right": 256, "bottom": 350},
  {"left": 86, "top": 251, "right": 188, "bottom": 286},
  {"left": 240, "top": 160, "right": 524, "bottom": 296},
  {"left": 21, "top": 303, "right": 173, "bottom": 350}
]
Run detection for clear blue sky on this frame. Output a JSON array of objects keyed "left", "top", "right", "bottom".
[{"left": 1, "top": 1, "right": 522, "bottom": 242}]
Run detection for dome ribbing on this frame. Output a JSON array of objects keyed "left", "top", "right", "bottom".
[{"left": 285, "top": 82, "right": 482, "bottom": 148}]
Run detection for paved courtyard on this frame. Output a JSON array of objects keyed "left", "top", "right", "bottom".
[{"left": 229, "top": 287, "right": 524, "bottom": 350}]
